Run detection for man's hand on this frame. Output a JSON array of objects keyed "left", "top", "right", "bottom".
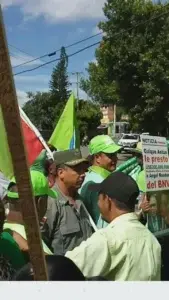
[{"left": 139, "top": 195, "right": 150, "bottom": 213}]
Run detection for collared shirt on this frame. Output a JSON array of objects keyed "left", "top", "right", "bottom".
[
  {"left": 66, "top": 213, "right": 161, "bottom": 281},
  {"left": 42, "top": 184, "right": 93, "bottom": 256},
  {"left": 79, "top": 168, "right": 109, "bottom": 228}
]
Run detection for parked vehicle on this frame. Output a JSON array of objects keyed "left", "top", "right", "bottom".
[{"left": 118, "top": 133, "right": 140, "bottom": 152}]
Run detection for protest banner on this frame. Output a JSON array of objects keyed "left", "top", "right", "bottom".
[
  {"left": 141, "top": 135, "right": 169, "bottom": 191},
  {"left": 141, "top": 135, "right": 169, "bottom": 233},
  {"left": 0, "top": 6, "right": 48, "bottom": 280}
]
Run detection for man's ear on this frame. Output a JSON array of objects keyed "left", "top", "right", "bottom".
[
  {"left": 95, "top": 153, "right": 102, "bottom": 164},
  {"left": 57, "top": 168, "right": 65, "bottom": 179},
  {"left": 107, "top": 196, "right": 113, "bottom": 210}
]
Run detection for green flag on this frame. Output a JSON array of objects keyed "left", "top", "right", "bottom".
[
  {"left": 0, "top": 106, "right": 14, "bottom": 179},
  {"left": 49, "top": 93, "right": 80, "bottom": 150}
]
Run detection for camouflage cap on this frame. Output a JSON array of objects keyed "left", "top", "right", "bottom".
[{"left": 53, "top": 149, "right": 88, "bottom": 167}]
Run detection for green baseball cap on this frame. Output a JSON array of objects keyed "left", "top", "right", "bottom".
[
  {"left": 89, "top": 135, "right": 121, "bottom": 155},
  {"left": 7, "top": 170, "right": 57, "bottom": 199}
]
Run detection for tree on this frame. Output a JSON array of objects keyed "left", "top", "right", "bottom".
[
  {"left": 81, "top": 0, "right": 169, "bottom": 134},
  {"left": 23, "top": 92, "right": 55, "bottom": 130},
  {"left": 77, "top": 100, "right": 102, "bottom": 140},
  {"left": 23, "top": 47, "right": 71, "bottom": 131},
  {"left": 50, "top": 46, "right": 71, "bottom": 124}
]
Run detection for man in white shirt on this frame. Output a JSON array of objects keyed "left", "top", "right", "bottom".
[{"left": 66, "top": 171, "right": 161, "bottom": 281}]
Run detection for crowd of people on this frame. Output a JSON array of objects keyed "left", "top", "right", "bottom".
[{"left": 0, "top": 134, "right": 164, "bottom": 281}]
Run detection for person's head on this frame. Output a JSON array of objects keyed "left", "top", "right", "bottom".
[
  {"left": 13, "top": 255, "right": 85, "bottom": 281},
  {"left": 89, "top": 135, "right": 121, "bottom": 172},
  {"left": 89, "top": 171, "right": 139, "bottom": 223},
  {"left": 6, "top": 170, "right": 57, "bottom": 221},
  {"left": 53, "top": 149, "right": 89, "bottom": 190},
  {"left": 45, "top": 159, "right": 57, "bottom": 187},
  {"left": 159, "top": 192, "right": 169, "bottom": 217},
  {"left": 149, "top": 195, "right": 158, "bottom": 216},
  {"left": 131, "top": 142, "right": 143, "bottom": 167}
]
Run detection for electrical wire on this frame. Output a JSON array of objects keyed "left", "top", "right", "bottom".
[
  {"left": 14, "top": 41, "right": 100, "bottom": 75},
  {"left": 11, "top": 3, "right": 169, "bottom": 76},
  {"left": 12, "top": 31, "right": 103, "bottom": 69}
]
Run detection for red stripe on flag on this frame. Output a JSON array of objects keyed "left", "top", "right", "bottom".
[{"left": 21, "top": 118, "right": 44, "bottom": 165}]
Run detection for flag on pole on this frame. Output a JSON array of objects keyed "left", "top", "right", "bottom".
[
  {"left": 20, "top": 107, "right": 53, "bottom": 159},
  {"left": 49, "top": 93, "right": 80, "bottom": 151},
  {"left": 0, "top": 106, "right": 45, "bottom": 179},
  {"left": 21, "top": 118, "right": 44, "bottom": 166}
]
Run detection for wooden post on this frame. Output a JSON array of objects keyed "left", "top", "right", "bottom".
[{"left": 0, "top": 6, "right": 48, "bottom": 280}]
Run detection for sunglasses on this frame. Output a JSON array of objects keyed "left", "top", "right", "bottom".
[{"left": 103, "top": 153, "right": 117, "bottom": 159}]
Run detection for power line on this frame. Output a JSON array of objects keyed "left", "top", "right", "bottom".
[
  {"left": 14, "top": 42, "right": 100, "bottom": 76},
  {"left": 13, "top": 4, "right": 169, "bottom": 76},
  {"left": 9, "top": 51, "right": 35, "bottom": 61},
  {"left": 8, "top": 43, "right": 50, "bottom": 66},
  {"left": 8, "top": 43, "right": 35, "bottom": 57},
  {"left": 12, "top": 31, "right": 103, "bottom": 69}
]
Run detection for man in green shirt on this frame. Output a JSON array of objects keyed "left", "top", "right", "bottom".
[
  {"left": 80, "top": 135, "right": 121, "bottom": 228},
  {"left": 4, "top": 170, "right": 57, "bottom": 255}
]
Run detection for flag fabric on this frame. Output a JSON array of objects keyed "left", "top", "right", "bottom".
[
  {"left": 0, "top": 106, "right": 44, "bottom": 180},
  {"left": 21, "top": 118, "right": 44, "bottom": 166},
  {"left": 49, "top": 93, "right": 80, "bottom": 151}
]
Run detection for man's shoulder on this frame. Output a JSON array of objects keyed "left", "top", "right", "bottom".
[{"left": 81, "top": 171, "right": 103, "bottom": 187}]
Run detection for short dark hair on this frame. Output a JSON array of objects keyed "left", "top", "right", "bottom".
[
  {"left": 112, "top": 195, "right": 136, "bottom": 212},
  {"left": 55, "top": 164, "right": 67, "bottom": 176},
  {"left": 13, "top": 255, "right": 85, "bottom": 281}
]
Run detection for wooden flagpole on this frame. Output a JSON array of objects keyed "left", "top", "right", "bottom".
[{"left": 0, "top": 6, "right": 48, "bottom": 280}]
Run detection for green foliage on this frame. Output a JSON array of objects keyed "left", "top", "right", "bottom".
[
  {"left": 50, "top": 47, "right": 70, "bottom": 104},
  {"left": 77, "top": 100, "right": 102, "bottom": 140},
  {"left": 23, "top": 92, "right": 54, "bottom": 130},
  {"left": 23, "top": 47, "right": 71, "bottom": 130},
  {"left": 49, "top": 46, "right": 71, "bottom": 125},
  {"left": 81, "top": 0, "right": 169, "bottom": 134}
]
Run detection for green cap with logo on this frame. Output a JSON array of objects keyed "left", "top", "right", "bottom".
[
  {"left": 7, "top": 170, "right": 57, "bottom": 199},
  {"left": 89, "top": 135, "right": 121, "bottom": 155}
]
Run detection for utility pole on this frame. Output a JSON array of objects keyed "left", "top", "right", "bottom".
[{"left": 71, "top": 72, "right": 83, "bottom": 101}]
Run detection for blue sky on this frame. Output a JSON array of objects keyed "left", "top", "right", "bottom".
[{"left": 2, "top": 0, "right": 105, "bottom": 106}]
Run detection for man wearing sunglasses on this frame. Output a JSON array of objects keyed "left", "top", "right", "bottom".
[{"left": 80, "top": 135, "right": 121, "bottom": 229}]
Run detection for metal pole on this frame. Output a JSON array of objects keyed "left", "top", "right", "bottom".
[{"left": 70, "top": 71, "right": 83, "bottom": 102}]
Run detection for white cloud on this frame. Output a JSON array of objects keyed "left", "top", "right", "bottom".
[
  {"left": 15, "top": 74, "right": 50, "bottom": 84},
  {"left": 2, "top": 0, "right": 105, "bottom": 22},
  {"left": 92, "top": 25, "right": 102, "bottom": 35},
  {"left": 10, "top": 53, "right": 42, "bottom": 67},
  {"left": 77, "top": 27, "right": 86, "bottom": 34},
  {"left": 16, "top": 89, "right": 29, "bottom": 106}
]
